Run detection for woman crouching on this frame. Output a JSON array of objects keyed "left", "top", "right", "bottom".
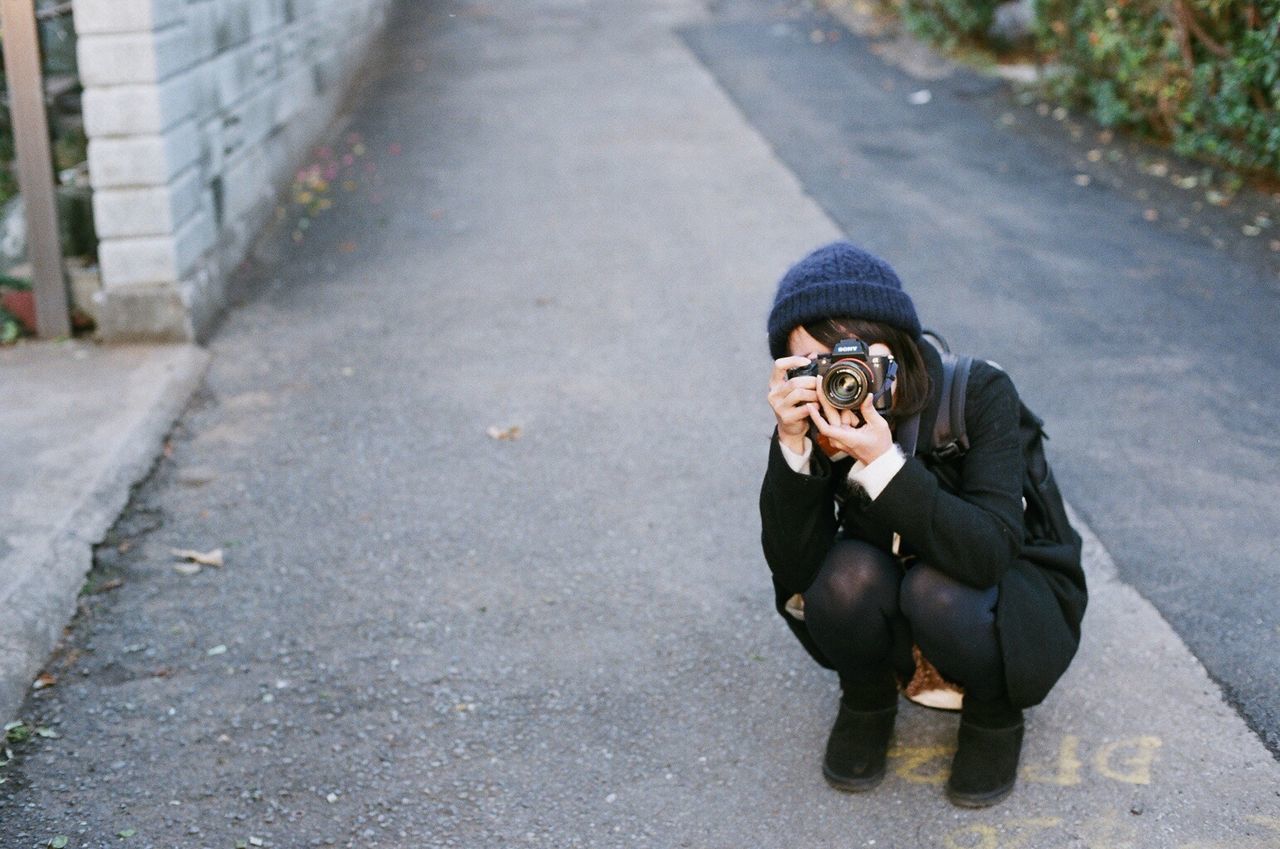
[{"left": 760, "top": 241, "right": 1087, "bottom": 807}]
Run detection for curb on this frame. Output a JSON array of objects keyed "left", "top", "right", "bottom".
[{"left": 0, "top": 344, "right": 210, "bottom": 725}]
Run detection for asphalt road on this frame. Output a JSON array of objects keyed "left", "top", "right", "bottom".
[
  {"left": 683, "top": 0, "right": 1280, "bottom": 756},
  {"left": 2, "top": 1, "right": 1279, "bottom": 846}
]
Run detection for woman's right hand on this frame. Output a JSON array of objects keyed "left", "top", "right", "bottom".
[{"left": 769, "top": 356, "right": 819, "bottom": 454}]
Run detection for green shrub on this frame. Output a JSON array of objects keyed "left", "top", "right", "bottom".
[
  {"left": 880, "top": 0, "right": 1280, "bottom": 176},
  {"left": 1035, "top": 0, "right": 1280, "bottom": 173},
  {"left": 898, "top": 0, "right": 1002, "bottom": 48}
]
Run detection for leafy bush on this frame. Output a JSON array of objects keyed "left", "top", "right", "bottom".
[
  {"left": 879, "top": 0, "right": 1280, "bottom": 175},
  {"left": 1036, "top": 0, "right": 1280, "bottom": 173},
  {"left": 898, "top": 0, "right": 1003, "bottom": 47}
]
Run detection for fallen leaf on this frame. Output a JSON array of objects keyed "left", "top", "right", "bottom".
[
  {"left": 93, "top": 577, "right": 124, "bottom": 593},
  {"left": 32, "top": 673, "right": 56, "bottom": 690},
  {"left": 171, "top": 548, "right": 224, "bottom": 567},
  {"left": 49, "top": 837, "right": 69, "bottom": 849},
  {"left": 117, "top": 828, "right": 136, "bottom": 838},
  {"left": 486, "top": 425, "right": 522, "bottom": 441}
]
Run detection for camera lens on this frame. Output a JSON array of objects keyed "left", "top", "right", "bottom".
[{"left": 822, "top": 363, "right": 870, "bottom": 409}]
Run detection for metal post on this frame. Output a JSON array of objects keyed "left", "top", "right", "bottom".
[{"left": 0, "top": 0, "right": 69, "bottom": 338}]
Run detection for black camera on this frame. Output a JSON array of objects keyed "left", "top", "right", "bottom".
[{"left": 786, "top": 338, "right": 897, "bottom": 413}]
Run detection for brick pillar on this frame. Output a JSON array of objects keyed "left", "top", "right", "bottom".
[{"left": 76, "top": 0, "right": 217, "bottom": 341}]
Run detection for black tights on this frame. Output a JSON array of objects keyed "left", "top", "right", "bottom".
[{"left": 803, "top": 539, "right": 1006, "bottom": 708}]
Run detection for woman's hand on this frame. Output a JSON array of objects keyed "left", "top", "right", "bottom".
[
  {"left": 768, "top": 356, "right": 818, "bottom": 455},
  {"left": 806, "top": 387, "right": 894, "bottom": 466}
]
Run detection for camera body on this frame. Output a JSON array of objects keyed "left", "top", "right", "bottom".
[{"left": 787, "top": 338, "right": 897, "bottom": 412}]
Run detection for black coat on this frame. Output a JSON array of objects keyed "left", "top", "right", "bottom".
[{"left": 759, "top": 341, "right": 1087, "bottom": 708}]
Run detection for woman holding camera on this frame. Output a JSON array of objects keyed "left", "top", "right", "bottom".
[{"left": 760, "top": 240, "right": 1087, "bottom": 807}]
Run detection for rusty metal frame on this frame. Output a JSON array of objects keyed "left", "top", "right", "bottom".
[{"left": 1, "top": 0, "right": 69, "bottom": 338}]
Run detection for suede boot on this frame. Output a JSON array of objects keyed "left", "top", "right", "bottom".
[
  {"left": 946, "top": 695, "right": 1024, "bottom": 807},
  {"left": 824, "top": 670, "right": 898, "bottom": 792}
]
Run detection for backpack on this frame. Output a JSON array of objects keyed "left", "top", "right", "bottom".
[{"left": 920, "top": 333, "right": 1081, "bottom": 556}]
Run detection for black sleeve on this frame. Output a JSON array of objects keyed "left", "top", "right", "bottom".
[
  {"left": 859, "top": 365, "right": 1024, "bottom": 589},
  {"left": 758, "top": 430, "right": 840, "bottom": 595}
]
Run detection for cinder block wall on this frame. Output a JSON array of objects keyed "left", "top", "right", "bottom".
[{"left": 76, "top": 0, "right": 393, "bottom": 341}]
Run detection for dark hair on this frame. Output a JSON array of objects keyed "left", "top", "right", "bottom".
[{"left": 801, "top": 317, "right": 931, "bottom": 421}]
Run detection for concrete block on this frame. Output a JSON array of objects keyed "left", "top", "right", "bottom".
[
  {"left": 223, "top": 85, "right": 279, "bottom": 159},
  {"left": 213, "top": 0, "right": 253, "bottom": 52},
  {"left": 274, "top": 66, "right": 313, "bottom": 126},
  {"left": 99, "top": 235, "right": 178, "bottom": 287},
  {"left": 212, "top": 43, "right": 258, "bottom": 113},
  {"left": 188, "top": 62, "right": 220, "bottom": 125},
  {"left": 220, "top": 146, "right": 271, "bottom": 225},
  {"left": 73, "top": 0, "right": 187, "bottom": 36},
  {"left": 175, "top": 210, "right": 218, "bottom": 275},
  {"left": 277, "top": 23, "right": 301, "bottom": 72},
  {"left": 94, "top": 283, "right": 193, "bottom": 341},
  {"left": 288, "top": 0, "right": 320, "bottom": 22},
  {"left": 91, "top": 167, "right": 202, "bottom": 239},
  {"left": 76, "top": 25, "right": 194, "bottom": 87},
  {"left": 178, "top": 261, "right": 228, "bottom": 343},
  {"left": 198, "top": 115, "right": 225, "bottom": 181},
  {"left": 98, "top": 210, "right": 214, "bottom": 286},
  {"left": 82, "top": 72, "right": 195, "bottom": 137},
  {"left": 310, "top": 46, "right": 341, "bottom": 97},
  {"left": 251, "top": 38, "right": 280, "bottom": 85},
  {"left": 185, "top": 0, "right": 219, "bottom": 63},
  {"left": 249, "top": 0, "right": 287, "bottom": 37},
  {"left": 87, "top": 121, "right": 200, "bottom": 188}
]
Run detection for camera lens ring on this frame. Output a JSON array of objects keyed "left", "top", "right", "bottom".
[{"left": 822, "top": 361, "right": 872, "bottom": 410}]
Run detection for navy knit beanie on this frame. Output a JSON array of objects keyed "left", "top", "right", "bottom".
[{"left": 767, "top": 241, "right": 922, "bottom": 359}]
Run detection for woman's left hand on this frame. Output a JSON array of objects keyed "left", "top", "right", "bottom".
[{"left": 806, "top": 389, "right": 894, "bottom": 466}]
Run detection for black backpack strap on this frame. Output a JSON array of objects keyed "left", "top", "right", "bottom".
[
  {"left": 897, "top": 412, "right": 921, "bottom": 458},
  {"left": 931, "top": 354, "right": 973, "bottom": 461}
]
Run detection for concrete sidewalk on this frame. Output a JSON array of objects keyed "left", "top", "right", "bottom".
[
  {"left": 0, "top": 0, "right": 1277, "bottom": 846},
  {"left": 0, "top": 341, "right": 208, "bottom": 725}
]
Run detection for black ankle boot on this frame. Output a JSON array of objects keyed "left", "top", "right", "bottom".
[
  {"left": 823, "top": 701, "right": 897, "bottom": 792},
  {"left": 946, "top": 697, "right": 1024, "bottom": 808}
]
